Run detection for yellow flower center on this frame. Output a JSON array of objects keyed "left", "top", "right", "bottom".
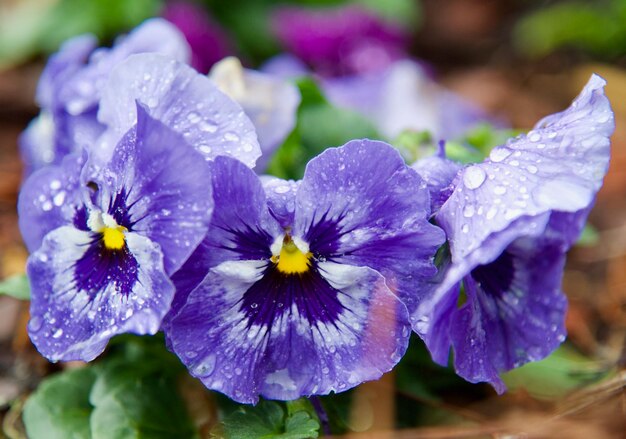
[
  {"left": 272, "top": 237, "right": 312, "bottom": 275},
  {"left": 102, "top": 226, "right": 127, "bottom": 250}
]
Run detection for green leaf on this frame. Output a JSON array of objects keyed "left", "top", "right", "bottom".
[
  {"left": 0, "top": 0, "right": 162, "bottom": 68},
  {"left": 23, "top": 367, "right": 97, "bottom": 439},
  {"left": 0, "top": 274, "right": 30, "bottom": 300},
  {"left": 90, "top": 348, "right": 197, "bottom": 439},
  {"left": 219, "top": 400, "right": 319, "bottom": 439},
  {"left": 502, "top": 345, "right": 611, "bottom": 399},
  {"left": 514, "top": 1, "right": 626, "bottom": 59}
]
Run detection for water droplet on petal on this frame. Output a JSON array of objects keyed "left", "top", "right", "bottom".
[
  {"left": 28, "top": 316, "right": 43, "bottom": 332},
  {"left": 489, "top": 147, "right": 512, "bottom": 163},
  {"left": 463, "top": 166, "right": 486, "bottom": 190},
  {"left": 52, "top": 328, "right": 63, "bottom": 339},
  {"left": 494, "top": 186, "right": 507, "bottom": 195},
  {"left": 192, "top": 355, "right": 216, "bottom": 377}
]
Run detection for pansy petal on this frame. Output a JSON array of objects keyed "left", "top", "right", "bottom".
[
  {"left": 18, "top": 153, "right": 86, "bottom": 252},
  {"left": 448, "top": 239, "right": 568, "bottom": 392},
  {"left": 169, "top": 156, "right": 281, "bottom": 315},
  {"left": 437, "top": 74, "right": 613, "bottom": 263},
  {"left": 89, "top": 105, "right": 213, "bottom": 275},
  {"left": 411, "top": 147, "right": 462, "bottom": 214},
  {"left": 36, "top": 34, "right": 97, "bottom": 109},
  {"left": 209, "top": 57, "right": 301, "bottom": 171},
  {"left": 97, "top": 53, "right": 260, "bottom": 167},
  {"left": 261, "top": 176, "right": 299, "bottom": 229},
  {"left": 27, "top": 228, "right": 173, "bottom": 361},
  {"left": 59, "top": 18, "right": 190, "bottom": 116},
  {"left": 19, "top": 112, "right": 57, "bottom": 176},
  {"left": 294, "top": 139, "right": 444, "bottom": 311},
  {"left": 166, "top": 261, "right": 409, "bottom": 403}
]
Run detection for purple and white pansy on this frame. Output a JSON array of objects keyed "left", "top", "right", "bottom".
[
  {"left": 412, "top": 74, "right": 614, "bottom": 392},
  {"left": 164, "top": 140, "right": 444, "bottom": 403},
  {"left": 18, "top": 53, "right": 262, "bottom": 362},
  {"left": 20, "top": 107, "right": 213, "bottom": 361}
]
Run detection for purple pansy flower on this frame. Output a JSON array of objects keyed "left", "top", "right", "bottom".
[
  {"left": 164, "top": 140, "right": 445, "bottom": 403},
  {"left": 209, "top": 57, "right": 301, "bottom": 172},
  {"left": 272, "top": 5, "right": 409, "bottom": 77},
  {"left": 19, "top": 105, "right": 213, "bottom": 362},
  {"left": 20, "top": 18, "right": 191, "bottom": 176},
  {"left": 163, "top": 0, "right": 232, "bottom": 73},
  {"left": 412, "top": 75, "right": 614, "bottom": 392},
  {"left": 19, "top": 51, "right": 262, "bottom": 362}
]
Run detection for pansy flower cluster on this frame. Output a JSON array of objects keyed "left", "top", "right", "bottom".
[{"left": 17, "top": 19, "right": 614, "bottom": 405}]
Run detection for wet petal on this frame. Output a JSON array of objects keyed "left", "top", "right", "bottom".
[
  {"left": 411, "top": 147, "right": 462, "bottom": 214},
  {"left": 261, "top": 176, "right": 299, "bottom": 229},
  {"left": 449, "top": 240, "right": 567, "bottom": 392},
  {"left": 18, "top": 153, "right": 86, "bottom": 252},
  {"left": 437, "top": 74, "right": 613, "bottom": 263},
  {"left": 169, "top": 156, "right": 281, "bottom": 315},
  {"left": 88, "top": 105, "right": 213, "bottom": 274},
  {"left": 165, "top": 261, "right": 409, "bottom": 403},
  {"left": 294, "top": 139, "right": 444, "bottom": 312},
  {"left": 97, "top": 53, "right": 260, "bottom": 167},
  {"left": 27, "top": 227, "right": 173, "bottom": 361}
]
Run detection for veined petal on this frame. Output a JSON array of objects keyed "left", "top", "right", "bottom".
[
  {"left": 97, "top": 53, "right": 260, "bottom": 167},
  {"left": 18, "top": 153, "right": 86, "bottom": 252},
  {"left": 27, "top": 227, "right": 173, "bottom": 362},
  {"left": 437, "top": 74, "right": 613, "bottom": 263},
  {"left": 294, "top": 139, "right": 445, "bottom": 313},
  {"left": 165, "top": 261, "right": 409, "bottom": 403},
  {"left": 89, "top": 105, "right": 213, "bottom": 274},
  {"left": 449, "top": 239, "right": 567, "bottom": 392},
  {"left": 169, "top": 156, "right": 281, "bottom": 316}
]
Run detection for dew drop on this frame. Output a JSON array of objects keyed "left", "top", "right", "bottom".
[
  {"left": 199, "top": 120, "right": 218, "bottom": 133},
  {"left": 52, "top": 328, "right": 63, "bottom": 339},
  {"left": 528, "top": 131, "right": 541, "bottom": 142},
  {"left": 53, "top": 191, "right": 66, "bottom": 206},
  {"left": 489, "top": 147, "right": 512, "bottom": 163},
  {"left": 193, "top": 355, "right": 216, "bottom": 377},
  {"left": 463, "top": 166, "right": 486, "bottom": 190},
  {"left": 224, "top": 131, "right": 239, "bottom": 142},
  {"left": 494, "top": 186, "right": 507, "bottom": 195},
  {"left": 28, "top": 316, "right": 43, "bottom": 332},
  {"left": 527, "top": 165, "right": 538, "bottom": 174},
  {"left": 463, "top": 205, "right": 475, "bottom": 218}
]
